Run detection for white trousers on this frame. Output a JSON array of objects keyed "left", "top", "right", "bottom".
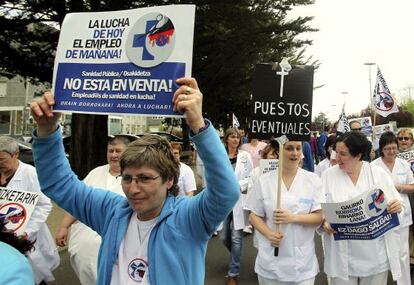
[
  {"left": 330, "top": 271, "right": 388, "bottom": 285},
  {"left": 258, "top": 275, "right": 315, "bottom": 285},
  {"left": 397, "top": 226, "right": 411, "bottom": 285}
]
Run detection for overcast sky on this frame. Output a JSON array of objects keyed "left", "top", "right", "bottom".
[{"left": 290, "top": 0, "right": 414, "bottom": 121}]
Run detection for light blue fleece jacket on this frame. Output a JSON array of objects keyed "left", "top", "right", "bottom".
[
  {"left": 0, "top": 241, "right": 34, "bottom": 285},
  {"left": 32, "top": 122, "right": 239, "bottom": 285}
]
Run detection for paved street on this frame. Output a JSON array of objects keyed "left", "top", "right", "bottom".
[{"left": 46, "top": 203, "right": 398, "bottom": 285}]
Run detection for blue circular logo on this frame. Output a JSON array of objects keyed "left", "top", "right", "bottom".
[{"left": 128, "top": 258, "right": 148, "bottom": 282}]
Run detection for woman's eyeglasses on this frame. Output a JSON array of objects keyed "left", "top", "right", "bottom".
[
  {"left": 117, "top": 174, "right": 160, "bottom": 185},
  {"left": 398, "top": 137, "right": 411, "bottom": 141}
]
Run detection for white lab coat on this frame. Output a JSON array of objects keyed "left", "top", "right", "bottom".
[
  {"left": 371, "top": 157, "right": 413, "bottom": 227},
  {"left": 246, "top": 168, "right": 323, "bottom": 282},
  {"left": 8, "top": 161, "right": 60, "bottom": 284},
  {"left": 321, "top": 162, "right": 404, "bottom": 281},
  {"left": 233, "top": 150, "right": 253, "bottom": 230},
  {"left": 69, "top": 164, "right": 124, "bottom": 285},
  {"left": 371, "top": 157, "right": 413, "bottom": 285},
  {"left": 177, "top": 162, "right": 197, "bottom": 196},
  {"left": 217, "top": 150, "right": 253, "bottom": 231},
  {"left": 315, "top": 158, "right": 330, "bottom": 177}
]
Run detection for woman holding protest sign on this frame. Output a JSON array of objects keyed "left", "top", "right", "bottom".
[
  {"left": 220, "top": 127, "right": 253, "bottom": 285},
  {"left": 321, "top": 131, "right": 403, "bottom": 285},
  {"left": 246, "top": 140, "right": 323, "bottom": 285},
  {"left": 371, "top": 131, "right": 414, "bottom": 285}
]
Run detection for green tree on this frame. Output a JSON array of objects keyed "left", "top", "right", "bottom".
[
  {"left": 313, "top": 111, "right": 329, "bottom": 131},
  {"left": 0, "top": 0, "right": 316, "bottom": 175}
]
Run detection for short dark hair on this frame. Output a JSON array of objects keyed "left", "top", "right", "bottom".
[
  {"left": 336, "top": 132, "right": 369, "bottom": 160},
  {"left": 379, "top": 131, "right": 398, "bottom": 157},
  {"left": 0, "top": 221, "right": 34, "bottom": 254}
]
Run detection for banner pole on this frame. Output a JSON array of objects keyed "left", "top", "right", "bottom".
[{"left": 274, "top": 141, "right": 284, "bottom": 256}]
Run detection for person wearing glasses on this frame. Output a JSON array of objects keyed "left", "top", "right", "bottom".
[
  {"left": 349, "top": 120, "right": 374, "bottom": 162},
  {"left": 30, "top": 77, "right": 240, "bottom": 285},
  {"left": 397, "top": 128, "right": 414, "bottom": 154},
  {"left": 371, "top": 131, "right": 414, "bottom": 285},
  {"left": 396, "top": 128, "right": 414, "bottom": 273},
  {"left": 55, "top": 135, "right": 133, "bottom": 285}
]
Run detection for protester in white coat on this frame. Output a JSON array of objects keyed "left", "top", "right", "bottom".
[
  {"left": 55, "top": 136, "right": 131, "bottom": 285},
  {"left": 372, "top": 131, "right": 414, "bottom": 285},
  {"left": 322, "top": 132, "right": 403, "bottom": 285},
  {"left": 220, "top": 127, "right": 253, "bottom": 285},
  {"left": 315, "top": 135, "right": 337, "bottom": 177},
  {"left": 0, "top": 136, "right": 59, "bottom": 285},
  {"left": 246, "top": 140, "right": 279, "bottom": 248},
  {"left": 170, "top": 142, "right": 197, "bottom": 197},
  {"left": 246, "top": 141, "right": 323, "bottom": 285}
]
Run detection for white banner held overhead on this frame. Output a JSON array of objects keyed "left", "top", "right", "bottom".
[
  {"left": 52, "top": 5, "right": 195, "bottom": 117},
  {"left": 337, "top": 104, "right": 350, "bottom": 133},
  {"left": 374, "top": 67, "right": 399, "bottom": 117},
  {"left": 232, "top": 113, "right": 240, "bottom": 129}
]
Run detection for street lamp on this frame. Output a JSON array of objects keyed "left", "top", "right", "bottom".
[
  {"left": 364, "top": 62, "right": 376, "bottom": 103},
  {"left": 341, "top": 91, "right": 348, "bottom": 105}
]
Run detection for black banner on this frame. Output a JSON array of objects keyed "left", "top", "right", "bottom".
[{"left": 250, "top": 63, "right": 314, "bottom": 141}]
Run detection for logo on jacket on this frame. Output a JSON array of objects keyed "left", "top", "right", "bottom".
[
  {"left": 128, "top": 258, "right": 148, "bottom": 282},
  {"left": 126, "top": 13, "right": 175, "bottom": 68},
  {"left": 365, "top": 189, "right": 386, "bottom": 216}
]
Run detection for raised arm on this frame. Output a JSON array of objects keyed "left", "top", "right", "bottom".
[
  {"left": 171, "top": 77, "right": 239, "bottom": 239},
  {"left": 30, "top": 92, "right": 123, "bottom": 236}
]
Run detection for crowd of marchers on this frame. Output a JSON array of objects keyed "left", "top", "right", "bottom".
[{"left": 1, "top": 79, "right": 414, "bottom": 285}]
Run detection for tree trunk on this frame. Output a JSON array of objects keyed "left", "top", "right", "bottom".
[{"left": 70, "top": 114, "right": 108, "bottom": 180}]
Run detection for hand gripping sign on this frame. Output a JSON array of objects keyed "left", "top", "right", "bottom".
[
  {"left": 250, "top": 59, "right": 314, "bottom": 256},
  {"left": 322, "top": 188, "right": 400, "bottom": 240}
]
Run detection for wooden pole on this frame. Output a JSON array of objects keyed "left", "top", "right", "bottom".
[{"left": 274, "top": 140, "right": 284, "bottom": 256}]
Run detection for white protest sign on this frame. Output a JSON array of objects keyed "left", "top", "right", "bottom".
[
  {"left": 349, "top": 117, "right": 372, "bottom": 137},
  {"left": 373, "top": 123, "right": 393, "bottom": 137},
  {"left": 53, "top": 5, "right": 195, "bottom": 117},
  {"left": 322, "top": 188, "right": 399, "bottom": 240},
  {"left": 259, "top": 159, "right": 279, "bottom": 175},
  {"left": 0, "top": 187, "right": 40, "bottom": 236},
  {"left": 398, "top": 150, "right": 414, "bottom": 173}
]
